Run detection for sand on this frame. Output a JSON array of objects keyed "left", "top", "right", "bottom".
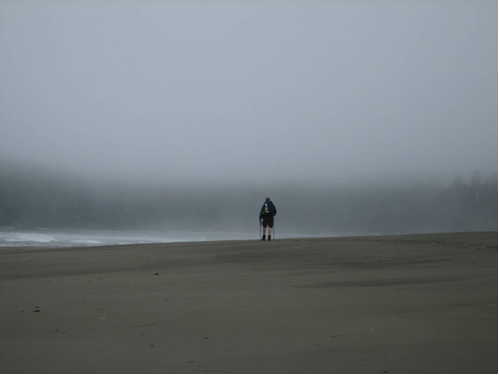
[{"left": 0, "top": 232, "right": 497, "bottom": 374}]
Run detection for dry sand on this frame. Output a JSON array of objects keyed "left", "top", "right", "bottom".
[{"left": 0, "top": 232, "right": 497, "bottom": 374}]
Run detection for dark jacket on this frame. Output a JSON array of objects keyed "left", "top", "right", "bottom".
[{"left": 259, "top": 201, "right": 277, "bottom": 220}]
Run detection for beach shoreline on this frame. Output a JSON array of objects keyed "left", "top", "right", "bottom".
[{"left": 0, "top": 231, "right": 497, "bottom": 373}]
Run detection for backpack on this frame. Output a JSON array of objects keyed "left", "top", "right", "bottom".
[{"left": 263, "top": 202, "right": 275, "bottom": 217}]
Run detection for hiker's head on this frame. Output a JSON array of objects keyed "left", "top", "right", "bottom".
[{"left": 266, "top": 197, "right": 270, "bottom": 202}]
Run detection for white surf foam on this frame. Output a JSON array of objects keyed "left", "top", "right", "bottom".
[
  {"left": 72, "top": 239, "right": 104, "bottom": 245},
  {"left": 4, "top": 232, "right": 57, "bottom": 243}
]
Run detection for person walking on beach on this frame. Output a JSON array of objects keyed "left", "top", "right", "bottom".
[{"left": 259, "top": 197, "right": 277, "bottom": 241}]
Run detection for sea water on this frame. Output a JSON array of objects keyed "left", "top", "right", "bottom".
[
  {"left": 0, "top": 229, "right": 324, "bottom": 248},
  {"left": 0, "top": 229, "right": 248, "bottom": 248},
  {"left": 0, "top": 229, "right": 346, "bottom": 248}
]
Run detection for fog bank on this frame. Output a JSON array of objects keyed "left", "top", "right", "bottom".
[
  {"left": 1, "top": 1, "right": 497, "bottom": 188},
  {"left": 1, "top": 158, "right": 496, "bottom": 236}
]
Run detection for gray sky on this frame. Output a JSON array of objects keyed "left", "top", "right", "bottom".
[{"left": 1, "top": 0, "right": 497, "bottom": 187}]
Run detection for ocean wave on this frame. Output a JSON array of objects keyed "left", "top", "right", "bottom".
[{"left": 4, "top": 232, "right": 57, "bottom": 243}]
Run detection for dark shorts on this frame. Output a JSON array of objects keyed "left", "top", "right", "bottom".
[{"left": 262, "top": 216, "right": 274, "bottom": 228}]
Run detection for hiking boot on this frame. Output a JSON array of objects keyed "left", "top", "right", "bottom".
[
  {"left": 268, "top": 235, "right": 272, "bottom": 241},
  {"left": 262, "top": 235, "right": 266, "bottom": 241}
]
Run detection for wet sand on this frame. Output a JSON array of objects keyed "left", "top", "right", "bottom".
[{"left": 0, "top": 232, "right": 497, "bottom": 373}]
